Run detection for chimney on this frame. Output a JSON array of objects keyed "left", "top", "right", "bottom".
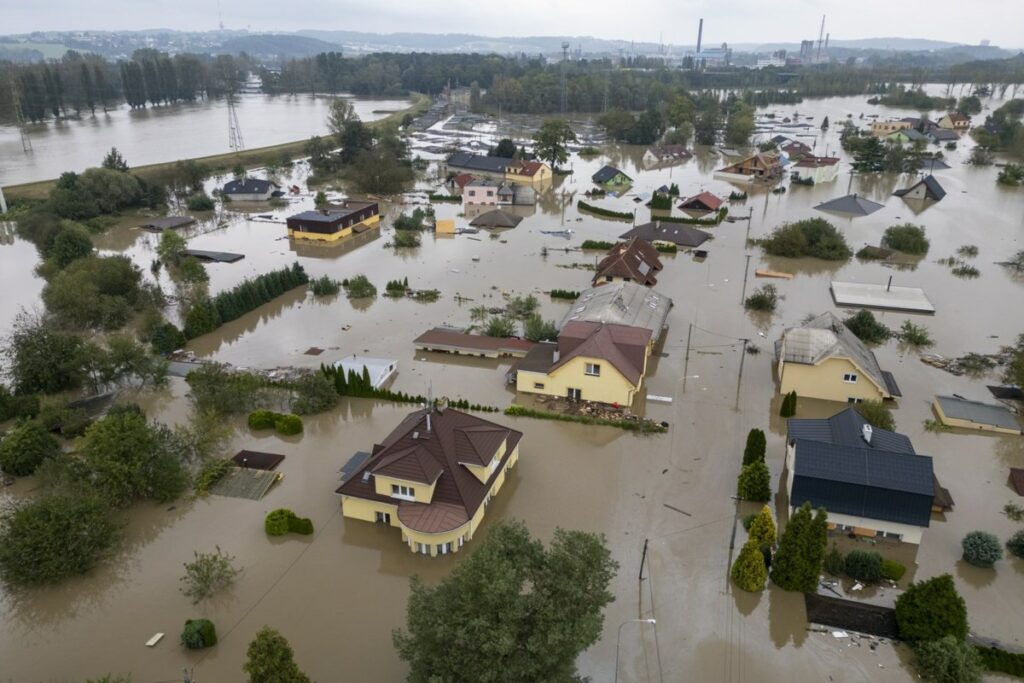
[
  {"left": 426, "top": 412, "right": 432, "bottom": 433},
  {"left": 862, "top": 424, "right": 873, "bottom": 444},
  {"left": 553, "top": 348, "right": 561, "bottom": 363},
  {"left": 696, "top": 18, "right": 704, "bottom": 55}
]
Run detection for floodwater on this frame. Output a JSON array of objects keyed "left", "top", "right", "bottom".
[
  {"left": 2, "top": 89, "right": 1024, "bottom": 682},
  {"left": 0, "top": 93, "right": 412, "bottom": 187}
]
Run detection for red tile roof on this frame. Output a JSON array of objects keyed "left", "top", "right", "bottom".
[
  {"left": 593, "top": 238, "right": 663, "bottom": 287},
  {"left": 414, "top": 328, "right": 536, "bottom": 354},
  {"left": 337, "top": 408, "right": 523, "bottom": 533},
  {"left": 506, "top": 160, "right": 547, "bottom": 177},
  {"left": 795, "top": 156, "right": 840, "bottom": 168},
  {"left": 678, "top": 191, "right": 723, "bottom": 211},
  {"left": 452, "top": 173, "right": 476, "bottom": 188}
]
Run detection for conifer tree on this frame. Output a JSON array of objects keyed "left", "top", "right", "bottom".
[
  {"left": 737, "top": 460, "right": 771, "bottom": 502},
  {"left": 770, "top": 501, "right": 825, "bottom": 592},
  {"left": 731, "top": 539, "right": 768, "bottom": 592},
  {"left": 743, "top": 428, "right": 767, "bottom": 466},
  {"left": 748, "top": 505, "right": 776, "bottom": 548}
]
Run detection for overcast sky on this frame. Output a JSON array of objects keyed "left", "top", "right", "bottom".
[{"left": 7, "top": 0, "right": 1022, "bottom": 48}]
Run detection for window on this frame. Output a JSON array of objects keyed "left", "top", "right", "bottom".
[
  {"left": 416, "top": 542, "right": 429, "bottom": 555},
  {"left": 375, "top": 511, "right": 391, "bottom": 524},
  {"left": 585, "top": 363, "right": 601, "bottom": 377},
  {"left": 567, "top": 388, "right": 582, "bottom": 400},
  {"left": 437, "top": 542, "right": 453, "bottom": 555},
  {"left": 391, "top": 484, "right": 416, "bottom": 500},
  {"left": 486, "top": 190, "right": 494, "bottom": 197},
  {"left": 533, "top": 382, "right": 545, "bottom": 390},
  {"left": 847, "top": 397, "right": 863, "bottom": 404},
  {"left": 843, "top": 373, "right": 858, "bottom": 383}
]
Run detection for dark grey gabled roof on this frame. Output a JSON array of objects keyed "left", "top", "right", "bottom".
[
  {"left": 592, "top": 165, "right": 631, "bottom": 183},
  {"left": 620, "top": 221, "right": 710, "bottom": 248},
  {"left": 814, "top": 193, "right": 885, "bottom": 217},
  {"left": 790, "top": 439, "right": 934, "bottom": 527},
  {"left": 223, "top": 178, "right": 276, "bottom": 194},
  {"left": 893, "top": 175, "right": 946, "bottom": 201},
  {"left": 446, "top": 152, "right": 511, "bottom": 174},
  {"left": 788, "top": 407, "right": 915, "bottom": 454}
]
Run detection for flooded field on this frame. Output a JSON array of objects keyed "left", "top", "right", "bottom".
[
  {"left": 0, "top": 93, "right": 413, "bottom": 187},
  {"left": 1, "top": 90, "right": 1023, "bottom": 682}
]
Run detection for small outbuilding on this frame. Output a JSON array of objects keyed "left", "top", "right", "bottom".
[
  {"left": 592, "top": 165, "right": 632, "bottom": 186},
  {"left": 678, "top": 191, "right": 723, "bottom": 212},
  {"left": 815, "top": 193, "right": 885, "bottom": 217},
  {"left": 932, "top": 395, "right": 1023, "bottom": 435},
  {"left": 893, "top": 175, "right": 946, "bottom": 202}
]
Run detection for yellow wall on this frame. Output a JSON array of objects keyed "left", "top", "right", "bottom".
[
  {"left": 933, "top": 399, "right": 1023, "bottom": 435},
  {"left": 341, "top": 445, "right": 521, "bottom": 556},
  {"left": 435, "top": 219, "right": 455, "bottom": 234},
  {"left": 372, "top": 473, "right": 438, "bottom": 504},
  {"left": 779, "top": 356, "right": 887, "bottom": 402},
  {"left": 288, "top": 215, "right": 380, "bottom": 242},
  {"left": 505, "top": 165, "right": 552, "bottom": 185},
  {"left": 516, "top": 354, "right": 642, "bottom": 405}
]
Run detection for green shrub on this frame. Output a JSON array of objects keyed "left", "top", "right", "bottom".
[
  {"left": 549, "top": 289, "right": 580, "bottom": 300},
  {"left": 289, "top": 373, "right": 338, "bottom": 416},
  {"left": 194, "top": 459, "right": 234, "bottom": 496},
  {"left": 576, "top": 200, "right": 633, "bottom": 220},
  {"left": 881, "top": 223, "right": 930, "bottom": 255},
  {"left": 976, "top": 644, "right": 1024, "bottom": 677},
  {"left": 290, "top": 516, "right": 314, "bottom": 535},
  {"left": 344, "top": 274, "right": 377, "bottom": 298},
  {"left": 844, "top": 550, "right": 883, "bottom": 582},
  {"left": 1007, "top": 529, "right": 1024, "bottom": 558},
  {"left": 181, "top": 618, "right": 218, "bottom": 649},
  {"left": 736, "top": 460, "right": 771, "bottom": 502},
  {"left": 503, "top": 405, "right": 667, "bottom": 434},
  {"left": 186, "top": 193, "right": 215, "bottom": 211},
  {"left": 758, "top": 218, "right": 852, "bottom": 260},
  {"left": 748, "top": 505, "right": 776, "bottom": 548},
  {"left": 180, "top": 547, "right": 239, "bottom": 603},
  {"left": 844, "top": 310, "right": 891, "bottom": 344},
  {"left": 779, "top": 390, "right": 797, "bottom": 417},
  {"left": 265, "top": 509, "right": 293, "bottom": 536},
  {"left": 731, "top": 539, "right": 767, "bottom": 592},
  {"left": 951, "top": 264, "right": 980, "bottom": 278},
  {"left": 742, "top": 428, "right": 766, "bottom": 466},
  {"left": 961, "top": 531, "right": 1002, "bottom": 568},
  {"left": 898, "top": 320, "right": 934, "bottom": 348},
  {"left": 150, "top": 322, "right": 187, "bottom": 354},
  {"left": 580, "top": 240, "right": 613, "bottom": 250},
  {"left": 912, "top": 636, "right": 982, "bottom": 683},
  {"left": 744, "top": 284, "right": 780, "bottom": 312},
  {"left": 655, "top": 244, "right": 677, "bottom": 254},
  {"left": 308, "top": 276, "right": 341, "bottom": 297},
  {"left": 0, "top": 420, "right": 61, "bottom": 476},
  {"left": 649, "top": 194, "right": 672, "bottom": 210},
  {"left": 274, "top": 414, "right": 303, "bottom": 436},
  {"left": 393, "top": 231, "right": 421, "bottom": 248},
  {"left": 248, "top": 410, "right": 278, "bottom": 430},
  {"left": 824, "top": 544, "right": 845, "bottom": 576},
  {"left": 895, "top": 574, "right": 968, "bottom": 642},
  {"left": 855, "top": 400, "right": 895, "bottom": 431},
  {"left": 881, "top": 558, "right": 907, "bottom": 582}
]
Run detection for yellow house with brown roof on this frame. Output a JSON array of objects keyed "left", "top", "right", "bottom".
[{"left": 336, "top": 407, "right": 521, "bottom": 556}]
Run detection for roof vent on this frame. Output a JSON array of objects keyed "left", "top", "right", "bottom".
[
  {"left": 412, "top": 431, "right": 420, "bottom": 439},
  {"left": 361, "top": 471, "right": 371, "bottom": 483},
  {"left": 862, "top": 424, "right": 873, "bottom": 444},
  {"left": 553, "top": 349, "right": 561, "bottom": 363}
]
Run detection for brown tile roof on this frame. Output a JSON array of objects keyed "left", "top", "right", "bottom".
[
  {"left": 678, "top": 191, "right": 723, "bottom": 211},
  {"left": 452, "top": 173, "right": 476, "bottom": 188},
  {"left": 553, "top": 321, "right": 651, "bottom": 385},
  {"left": 593, "top": 238, "right": 662, "bottom": 286},
  {"left": 336, "top": 408, "right": 523, "bottom": 532},
  {"left": 414, "top": 328, "right": 536, "bottom": 354},
  {"left": 232, "top": 450, "right": 285, "bottom": 470},
  {"left": 506, "top": 160, "right": 547, "bottom": 177},
  {"left": 795, "top": 156, "right": 840, "bottom": 168}
]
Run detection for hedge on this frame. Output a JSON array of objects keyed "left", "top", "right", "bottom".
[
  {"left": 580, "top": 240, "right": 614, "bottom": 250},
  {"left": 881, "top": 558, "right": 907, "bottom": 582},
  {"left": 976, "top": 645, "right": 1024, "bottom": 677},
  {"left": 181, "top": 618, "right": 217, "bottom": 649},
  {"left": 576, "top": 200, "right": 633, "bottom": 220},
  {"left": 184, "top": 263, "right": 309, "bottom": 338},
  {"left": 265, "top": 509, "right": 314, "bottom": 536},
  {"left": 248, "top": 410, "right": 278, "bottom": 430},
  {"left": 549, "top": 289, "right": 580, "bottom": 300},
  {"left": 504, "top": 405, "right": 666, "bottom": 434},
  {"left": 247, "top": 410, "right": 303, "bottom": 436},
  {"left": 428, "top": 193, "right": 460, "bottom": 203}
]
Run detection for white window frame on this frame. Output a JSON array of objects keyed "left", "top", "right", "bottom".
[
  {"left": 585, "top": 363, "right": 601, "bottom": 377},
  {"left": 567, "top": 387, "right": 582, "bottom": 400},
  {"left": 842, "top": 372, "right": 858, "bottom": 384},
  {"left": 391, "top": 484, "right": 416, "bottom": 501}
]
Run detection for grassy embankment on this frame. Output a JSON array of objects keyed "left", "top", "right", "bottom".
[{"left": 4, "top": 92, "right": 431, "bottom": 202}]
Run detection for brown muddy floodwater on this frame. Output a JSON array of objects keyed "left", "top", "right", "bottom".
[{"left": 1, "top": 90, "right": 1024, "bottom": 682}]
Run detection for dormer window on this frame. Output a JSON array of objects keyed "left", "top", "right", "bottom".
[{"left": 391, "top": 484, "right": 416, "bottom": 500}]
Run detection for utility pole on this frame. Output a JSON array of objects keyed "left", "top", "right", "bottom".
[
  {"left": 227, "top": 90, "right": 244, "bottom": 153},
  {"left": 10, "top": 79, "right": 32, "bottom": 153},
  {"left": 739, "top": 254, "right": 752, "bottom": 305},
  {"left": 682, "top": 322, "right": 693, "bottom": 392},
  {"left": 560, "top": 41, "right": 570, "bottom": 115},
  {"left": 744, "top": 205, "right": 753, "bottom": 242},
  {"left": 735, "top": 338, "right": 749, "bottom": 410}
]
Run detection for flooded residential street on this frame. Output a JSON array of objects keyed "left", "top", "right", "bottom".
[{"left": 1, "top": 89, "right": 1023, "bottom": 682}]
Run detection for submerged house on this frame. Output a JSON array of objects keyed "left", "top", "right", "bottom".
[
  {"left": 893, "top": 175, "right": 946, "bottom": 202},
  {"left": 785, "top": 408, "right": 936, "bottom": 544},
  {"left": 932, "top": 395, "right": 1023, "bottom": 435},
  {"left": 222, "top": 178, "right": 279, "bottom": 201},
  {"left": 713, "top": 153, "right": 782, "bottom": 182},
  {"left": 791, "top": 156, "right": 840, "bottom": 184},
  {"left": 445, "top": 153, "right": 511, "bottom": 181},
  {"left": 619, "top": 221, "right": 711, "bottom": 249},
  {"left": 927, "top": 128, "right": 960, "bottom": 144},
  {"left": 642, "top": 145, "right": 692, "bottom": 167},
  {"left": 512, "top": 321, "right": 653, "bottom": 406},
  {"left": 776, "top": 312, "right": 902, "bottom": 403},
  {"left": 504, "top": 160, "right": 552, "bottom": 185},
  {"left": 592, "top": 165, "right": 632, "bottom": 186},
  {"left": 592, "top": 238, "right": 663, "bottom": 287},
  {"left": 463, "top": 178, "right": 500, "bottom": 206},
  {"left": 560, "top": 281, "right": 672, "bottom": 334},
  {"left": 870, "top": 120, "right": 912, "bottom": 137},
  {"left": 678, "top": 191, "right": 723, "bottom": 212},
  {"left": 286, "top": 201, "right": 380, "bottom": 241},
  {"left": 938, "top": 112, "right": 970, "bottom": 131},
  {"left": 336, "top": 406, "right": 522, "bottom": 556}
]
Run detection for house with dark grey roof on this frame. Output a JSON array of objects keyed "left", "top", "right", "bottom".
[
  {"left": 928, "top": 127, "right": 960, "bottom": 144},
  {"left": 785, "top": 407, "right": 937, "bottom": 544},
  {"left": 336, "top": 406, "right": 522, "bottom": 556},
  {"left": 619, "top": 221, "right": 711, "bottom": 249},
  {"left": 893, "top": 175, "right": 946, "bottom": 202},
  {"left": 445, "top": 152, "right": 513, "bottom": 180},
  {"left": 592, "top": 165, "right": 632, "bottom": 186},
  {"left": 222, "top": 178, "right": 279, "bottom": 201},
  {"left": 776, "top": 311, "right": 901, "bottom": 403},
  {"left": 286, "top": 201, "right": 380, "bottom": 241}
]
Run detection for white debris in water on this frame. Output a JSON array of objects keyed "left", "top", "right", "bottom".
[{"left": 832, "top": 631, "right": 849, "bottom": 639}]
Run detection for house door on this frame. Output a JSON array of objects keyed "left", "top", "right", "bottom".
[
  {"left": 375, "top": 511, "right": 391, "bottom": 524},
  {"left": 567, "top": 388, "right": 582, "bottom": 400}
]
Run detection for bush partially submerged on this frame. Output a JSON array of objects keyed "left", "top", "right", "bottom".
[
  {"left": 180, "top": 546, "right": 240, "bottom": 603},
  {"left": 181, "top": 618, "right": 218, "bottom": 649},
  {"left": 881, "top": 223, "right": 930, "bottom": 255},
  {"left": 844, "top": 309, "right": 891, "bottom": 344},
  {"left": 844, "top": 550, "right": 883, "bottom": 582},
  {"left": 744, "top": 284, "right": 780, "bottom": 312},
  {"left": 961, "top": 530, "right": 1002, "bottom": 568},
  {"left": 757, "top": 218, "right": 852, "bottom": 260},
  {"left": 265, "top": 509, "right": 315, "bottom": 536}
]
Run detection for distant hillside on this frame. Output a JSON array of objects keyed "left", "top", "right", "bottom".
[
  {"left": 296, "top": 30, "right": 659, "bottom": 56},
  {"left": 215, "top": 34, "right": 344, "bottom": 59}
]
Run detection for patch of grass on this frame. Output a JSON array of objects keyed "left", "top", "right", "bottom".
[{"left": 923, "top": 419, "right": 950, "bottom": 434}]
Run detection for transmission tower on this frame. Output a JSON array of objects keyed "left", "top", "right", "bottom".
[
  {"left": 560, "top": 41, "right": 570, "bottom": 115},
  {"left": 602, "top": 74, "right": 610, "bottom": 114},
  {"left": 227, "top": 92, "right": 244, "bottom": 153},
  {"left": 9, "top": 79, "right": 32, "bottom": 153}
]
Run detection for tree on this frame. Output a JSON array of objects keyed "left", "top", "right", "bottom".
[
  {"left": 491, "top": 138, "right": 517, "bottom": 158},
  {"left": 724, "top": 102, "right": 755, "bottom": 146},
  {"left": 0, "top": 493, "right": 119, "bottom": 587},
  {"left": 48, "top": 222, "right": 94, "bottom": 268},
  {"left": 42, "top": 255, "right": 144, "bottom": 330},
  {"left": 244, "top": 627, "right": 311, "bottom": 683},
  {"left": 912, "top": 635, "right": 982, "bottom": 683},
  {"left": 731, "top": 539, "right": 768, "bottom": 592},
  {"left": 855, "top": 400, "right": 896, "bottom": 431},
  {"left": 180, "top": 546, "right": 240, "bottom": 603},
  {"left": 844, "top": 550, "right": 883, "bottom": 582},
  {"left": 895, "top": 574, "right": 968, "bottom": 642},
  {"left": 1006, "top": 529, "right": 1024, "bottom": 558},
  {"left": 523, "top": 314, "right": 558, "bottom": 342},
  {"left": 4, "top": 311, "right": 87, "bottom": 394},
  {"left": 961, "top": 531, "right": 1003, "bottom": 568},
  {"left": 0, "top": 420, "right": 61, "bottom": 476},
  {"left": 290, "top": 372, "right": 339, "bottom": 415},
  {"left": 394, "top": 520, "right": 617, "bottom": 683},
  {"left": 737, "top": 460, "right": 770, "bottom": 502},
  {"left": 347, "top": 147, "right": 413, "bottom": 194},
  {"left": 743, "top": 428, "right": 767, "bottom": 466},
  {"left": 694, "top": 107, "right": 719, "bottom": 145},
  {"left": 101, "top": 147, "right": 129, "bottom": 172},
  {"left": 770, "top": 502, "right": 827, "bottom": 592},
  {"left": 748, "top": 505, "right": 776, "bottom": 548},
  {"left": 843, "top": 309, "right": 892, "bottom": 344},
  {"left": 956, "top": 95, "right": 982, "bottom": 115},
  {"left": 326, "top": 97, "right": 359, "bottom": 140},
  {"left": 533, "top": 118, "right": 576, "bottom": 171},
  {"left": 881, "top": 223, "right": 930, "bottom": 255},
  {"left": 156, "top": 230, "right": 187, "bottom": 266},
  {"left": 1002, "top": 334, "right": 1024, "bottom": 389},
  {"left": 485, "top": 316, "right": 516, "bottom": 338},
  {"left": 779, "top": 390, "right": 797, "bottom": 418},
  {"left": 821, "top": 116, "right": 830, "bottom": 130}
]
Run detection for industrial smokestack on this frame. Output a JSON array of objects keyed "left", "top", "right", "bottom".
[
  {"left": 825, "top": 33, "right": 830, "bottom": 50},
  {"left": 696, "top": 18, "right": 704, "bottom": 55}
]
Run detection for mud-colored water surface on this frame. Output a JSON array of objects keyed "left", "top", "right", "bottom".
[{"left": 1, "top": 89, "right": 1023, "bottom": 682}]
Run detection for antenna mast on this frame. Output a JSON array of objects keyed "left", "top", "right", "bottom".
[
  {"left": 560, "top": 41, "right": 570, "bottom": 114},
  {"left": 227, "top": 92, "right": 244, "bottom": 153},
  {"left": 10, "top": 79, "right": 32, "bottom": 153},
  {"left": 816, "top": 15, "right": 826, "bottom": 62}
]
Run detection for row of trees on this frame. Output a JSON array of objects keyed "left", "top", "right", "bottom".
[{"left": 184, "top": 263, "right": 309, "bottom": 339}]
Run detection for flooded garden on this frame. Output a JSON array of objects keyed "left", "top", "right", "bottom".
[{"left": 1, "top": 88, "right": 1023, "bottom": 682}]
